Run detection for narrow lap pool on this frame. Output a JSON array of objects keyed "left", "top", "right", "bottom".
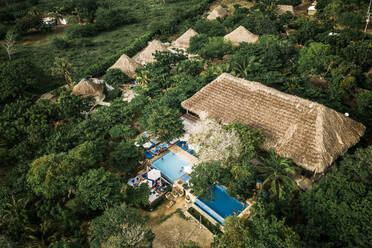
[
  {"left": 152, "top": 152, "right": 190, "bottom": 183},
  {"left": 195, "top": 184, "right": 248, "bottom": 225}
]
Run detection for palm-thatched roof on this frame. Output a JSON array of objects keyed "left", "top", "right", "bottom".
[
  {"left": 207, "top": 6, "right": 228, "bottom": 20},
  {"left": 224, "top": 26, "right": 259, "bottom": 46},
  {"left": 133, "top": 40, "right": 169, "bottom": 65},
  {"left": 72, "top": 79, "right": 104, "bottom": 97},
  {"left": 109, "top": 53, "right": 142, "bottom": 78},
  {"left": 181, "top": 73, "right": 365, "bottom": 173},
  {"left": 173, "top": 28, "right": 198, "bottom": 50},
  {"left": 277, "top": 5, "right": 294, "bottom": 15}
]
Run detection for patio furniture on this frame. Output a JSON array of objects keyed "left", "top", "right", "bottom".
[
  {"left": 181, "top": 144, "right": 189, "bottom": 151},
  {"left": 165, "top": 192, "right": 172, "bottom": 200},
  {"left": 144, "top": 151, "right": 153, "bottom": 159}
]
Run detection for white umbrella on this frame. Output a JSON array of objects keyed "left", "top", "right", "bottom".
[
  {"left": 148, "top": 169, "right": 161, "bottom": 181},
  {"left": 145, "top": 179, "right": 153, "bottom": 188},
  {"left": 143, "top": 142, "right": 153, "bottom": 149},
  {"left": 183, "top": 166, "right": 193, "bottom": 174}
]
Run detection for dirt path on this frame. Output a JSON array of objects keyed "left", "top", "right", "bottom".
[{"left": 152, "top": 214, "right": 214, "bottom": 248}]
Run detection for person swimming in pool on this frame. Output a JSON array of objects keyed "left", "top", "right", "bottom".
[{"left": 180, "top": 166, "right": 184, "bottom": 172}]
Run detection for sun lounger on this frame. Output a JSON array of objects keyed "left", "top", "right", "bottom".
[
  {"left": 144, "top": 151, "right": 153, "bottom": 159},
  {"left": 187, "top": 149, "right": 194, "bottom": 154},
  {"left": 181, "top": 144, "right": 189, "bottom": 151},
  {"left": 176, "top": 141, "right": 186, "bottom": 147}
]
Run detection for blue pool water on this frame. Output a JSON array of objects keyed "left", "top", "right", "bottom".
[
  {"left": 195, "top": 184, "right": 248, "bottom": 225},
  {"left": 152, "top": 152, "right": 190, "bottom": 183}
]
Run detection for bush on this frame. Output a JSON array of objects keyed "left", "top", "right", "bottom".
[
  {"left": 199, "top": 37, "right": 232, "bottom": 59},
  {"left": 51, "top": 37, "right": 70, "bottom": 49},
  {"left": 337, "top": 12, "right": 364, "bottom": 29},
  {"left": 95, "top": 8, "right": 135, "bottom": 31},
  {"left": 64, "top": 24, "right": 98, "bottom": 40},
  {"left": 104, "top": 69, "right": 130, "bottom": 87},
  {"left": 188, "top": 34, "right": 209, "bottom": 54},
  {"left": 194, "top": 19, "right": 226, "bottom": 36}
]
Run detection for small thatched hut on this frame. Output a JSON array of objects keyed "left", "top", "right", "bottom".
[
  {"left": 72, "top": 79, "right": 104, "bottom": 98},
  {"left": 173, "top": 28, "right": 199, "bottom": 50},
  {"left": 133, "top": 40, "right": 169, "bottom": 65},
  {"left": 181, "top": 73, "right": 365, "bottom": 173},
  {"left": 109, "top": 54, "right": 142, "bottom": 78},
  {"left": 224, "top": 26, "right": 259, "bottom": 46},
  {"left": 277, "top": 5, "right": 294, "bottom": 15},
  {"left": 207, "top": 6, "right": 228, "bottom": 20}
]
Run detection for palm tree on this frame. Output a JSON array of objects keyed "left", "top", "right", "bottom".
[
  {"left": 51, "top": 57, "right": 74, "bottom": 87},
  {"left": 254, "top": 149, "right": 299, "bottom": 199}
]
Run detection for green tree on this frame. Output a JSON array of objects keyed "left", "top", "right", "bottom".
[
  {"left": 104, "top": 69, "right": 130, "bottom": 87},
  {"left": 297, "top": 42, "right": 341, "bottom": 77},
  {"left": 0, "top": 59, "right": 46, "bottom": 103},
  {"left": 255, "top": 149, "right": 298, "bottom": 199},
  {"left": 109, "top": 124, "right": 137, "bottom": 139},
  {"left": 27, "top": 141, "right": 102, "bottom": 198},
  {"left": 109, "top": 141, "right": 142, "bottom": 172},
  {"left": 88, "top": 203, "right": 154, "bottom": 248},
  {"left": 219, "top": 215, "right": 301, "bottom": 248},
  {"left": 125, "top": 183, "right": 150, "bottom": 207},
  {"left": 51, "top": 57, "right": 74, "bottom": 87},
  {"left": 140, "top": 104, "right": 184, "bottom": 142},
  {"left": 300, "top": 146, "right": 372, "bottom": 247},
  {"left": 76, "top": 168, "right": 124, "bottom": 210},
  {"left": 189, "top": 162, "right": 225, "bottom": 197}
]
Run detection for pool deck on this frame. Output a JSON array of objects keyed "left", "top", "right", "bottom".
[{"left": 149, "top": 145, "right": 199, "bottom": 166}]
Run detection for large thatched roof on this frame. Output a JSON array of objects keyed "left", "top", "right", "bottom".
[
  {"left": 133, "top": 40, "right": 169, "bottom": 65},
  {"left": 109, "top": 53, "right": 142, "bottom": 78},
  {"left": 72, "top": 79, "right": 104, "bottom": 97},
  {"left": 277, "top": 5, "right": 294, "bottom": 15},
  {"left": 181, "top": 73, "right": 365, "bottom": 173},
  {"left": 173, "top": 28, "right": 198, "bottom": 50},
  {"left": 207, "top": 6, "right": 228, "bottom": 20},
  {"left": 224, "top": 26, "right": 259, "bottom": 46}
]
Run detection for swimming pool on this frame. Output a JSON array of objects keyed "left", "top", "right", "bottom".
[
  {"left": 195, "top": 184, "right": 248, "bottom": 225},
  {"left": 152, "top": 152, "right": 190, "bottom": 183}
]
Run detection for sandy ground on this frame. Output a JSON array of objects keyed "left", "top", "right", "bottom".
[{"left": 152, "top": 214, "right": 214, "bottom": 248}]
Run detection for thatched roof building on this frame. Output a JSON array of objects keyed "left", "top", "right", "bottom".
[
  {"left": 109, "top": 53, "right": 142, "bottom": 78},
  {"left": 133, "top": 40, "right": 169, "bottom": 65},
  {"left": 224, "top": 26, "right": 259, "bottom": 46},
  {"left": 173, "top": 28, "right": 198, "bottom": 50},
  {"left": 277, "top": 5, "right": 294, "bottom": 15},
  {"left": 72, "top": 79, "right": 104, "bottom": 97},
  {"left": 207, "top": 6, "right": 228, "bottom": 20},
  {"left": 181, "top": 73, "right": 365, "bottom": 173}
]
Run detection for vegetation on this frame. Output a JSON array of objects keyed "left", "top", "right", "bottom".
[{"left": 0, "top": 0, "right": 371, "bottom": 247}]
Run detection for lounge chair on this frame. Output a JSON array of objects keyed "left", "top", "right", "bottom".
[
  {"left": 144, "top": 152, "right": 153, "bottom": 159},
  {"left": 187, "top": 149, "right": 194, "bottom": 154},
  {"left": 167, "top": 200, "right": 175, "bottom": 209},
  {"left": 176, "top": 141, "right": 186, "bottom": 147},
  {"left": 181, "top": 144, "right": 189, "bottom": 151}
]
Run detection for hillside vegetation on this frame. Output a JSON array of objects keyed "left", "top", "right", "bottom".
[{"left": 0, "top": 0, "right": 371, "bottom": 247}]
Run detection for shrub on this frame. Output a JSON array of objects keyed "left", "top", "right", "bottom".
[
  {"left": 64, "top": 24, "right": 97, "bottom": 40},
  {"left": 194, "top": 19, "right": 226, "bottom": 36},
  {"left": 199, "top": 37, "right": 232, "bottom": 59},
  {"left": 188, "top": 34, "right": 209, "bottom": 54},
  {"left": 95, "top": 8, "right": 135, "bottom": 31},
  {"left": 51, "top": 37, "right": 70, "bottom": 49},
  {"left": 337, "top": 12, "right": 364, "bottom": 29},
  {"left": 104, "top": 69, "right": 130, "bottom": 87}
]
